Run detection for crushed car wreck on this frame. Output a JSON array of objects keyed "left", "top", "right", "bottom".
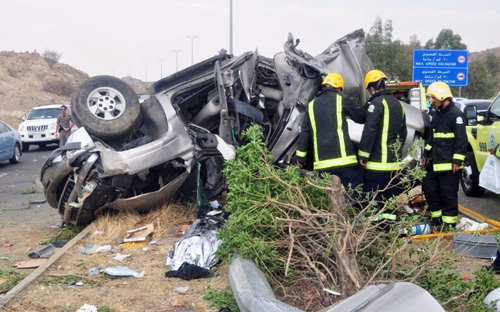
[{"left": 40, "top": 29, "right": 429, "bottom": 225}]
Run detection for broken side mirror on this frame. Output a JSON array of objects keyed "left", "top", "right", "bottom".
[{"left": 464, "top": 105, "right": 477, "bottom": 126}]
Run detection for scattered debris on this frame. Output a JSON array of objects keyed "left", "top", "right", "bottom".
[
  {"left": 112, "top": 253, "right": 131, "bottom": 262},
  {"left": 13, "top": 259, "right": 47, "bottom": 269},
  {"left": 101, "top": 267, "right": 145, "bottom": 278},
  {"left": 173, "top": 286, "right": 189, "bottom": 293},
  {"left": 2, "top": 243, "right": 12, "bottom": 248},
  {"left": 453, "top": 233, "right": 498, "bottom": 258},
  {"left": 323, "top": 288, "right": 341, "bottom": 296},
  {"left": 456, "top": 217, "right": 489, "bottom": 231},
  {"left": 165, "top": 262, "right": 212, "bottom": 280},
  {"left": 92, "top": 230, "right": 104, "bottom": 236},
  {"left": 28, "top": 244, "right": 57, "bottom": 259},
  {"left": 76, "top": 304, "right": 97, "bottom": 312},
  {"left": 28, "top": 199, "right": 47, "bottom": 204},
  {"left": 88, "top": 267, "right": 100, "bottom": 276},
  {"left": 166, "top": 214, "right": 224, "bottom": 270},
  {"left": 124, "top": 224, "right": 154, "bottom": 243},
  {"left": 81, "top": 244, "right": 111, "bottom": 255}
]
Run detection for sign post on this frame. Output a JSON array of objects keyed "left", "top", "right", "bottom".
[{"left": 413, "top": 49, "right": 469, "bottom": 87}]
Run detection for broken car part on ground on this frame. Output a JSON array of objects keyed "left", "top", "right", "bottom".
[{"left": 40, "top": 29, "right": 429, "bottom": 226}]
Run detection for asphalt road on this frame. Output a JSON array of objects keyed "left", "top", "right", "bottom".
[
  {"left": 0, "top": 144, "right": 59, "bottom": 229},
  {"left": 0, "top": 146, "right": 499, "bottom": 228}
]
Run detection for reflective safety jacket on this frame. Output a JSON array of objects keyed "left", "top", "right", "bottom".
[
  {"left": 296, "top": 89, "right": 365, "bottom": 172},
  {"left": 358, "top": 90, "right": 407, "bottom": 171},
  {"left": 424, "top": 101, "right": 467, "bottom": 172}
]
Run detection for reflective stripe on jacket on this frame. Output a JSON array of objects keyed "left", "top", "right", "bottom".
[
  {"left": 424, "top": 101, "right": 467, "bottom": 172},
  {"left": 358, "top": 90, "right": 407, "bottom": 171},
  {"left": 296, "top": 89, "right": 365, "bottom": 171}
]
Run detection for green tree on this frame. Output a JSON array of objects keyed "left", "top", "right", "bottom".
[
  {"left": 484, "top": 53, "right": 500, "bottom": 78},
  {"left": 425, "top": 29, "right": 467, "bottom": 50},
  {"left": 365, "top": 17, "right": 411, "bottom": 81},
  {"left": 462, "top": 58, "right": 496, "bottom": 99}
]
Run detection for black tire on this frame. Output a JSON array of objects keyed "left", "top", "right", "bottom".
[
  {"left": 9, "top": 144, "right": 21, "bottom": 164},
  {"left": 38, "top": 143, "right": 46, "bottom": 149},
  {"left": 71, "top": 75, "right": 143, "bottom": 140},
  {"left": 22, "top": 143, "right": 29, "bottom": 152},
  {"left": 461, "top": 151, "right": 485, "bottom": 197}
]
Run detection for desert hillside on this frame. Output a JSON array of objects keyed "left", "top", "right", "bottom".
[
  {"left": 0, "top": 51, "right": 88, "bottom": 127},
  {"left": 0, "top": 51, "right": 151, "bottom": 128}
]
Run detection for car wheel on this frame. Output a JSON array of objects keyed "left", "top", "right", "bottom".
[
  {"left": 9, "top": 144, "right": 21, "bottom": 164},
  {"left": 461, "top": 151, "right": 485, "bottom": 197},
  {"left": 71, "top": 75, "right": 143, "bottom": 140},
  {"left": 22, "top": 143, "right": 29, "bottom": 152}
]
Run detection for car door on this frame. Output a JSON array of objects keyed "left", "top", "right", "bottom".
[
  {"left": 475, "top": 94, "right": 500, "bottom": 171},
  {"left": 0, "top": 121, "right": 12, "bottom": 161}
]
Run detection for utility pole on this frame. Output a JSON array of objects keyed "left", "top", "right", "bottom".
[
  {"left": 127, "top": 67, "right": 131, "bottom": 77},
  {"left": 173, "top": 50, "right": 181, "bottom": 72},
  {"left": 142, "top": 63, "right": 148, "bottom": 82},
  {"left": 186, "top": 36, "right": 198, "bottom": 65},
  {"left": 229, "top": 0, "right": 233, "bottom": 55},
  {"left": 159, "top": 58, "right": 165, "bottom": 79}
]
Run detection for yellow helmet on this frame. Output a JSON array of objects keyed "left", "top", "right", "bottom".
[
  {"left": 364, "top": 69, "right": 387, "bottom": 89},
  {"left": 426, "top": 82, "right": 453, "bottom": 101},
  {"left": 322, "top": 73, "right": 344, "bottom": 90}
]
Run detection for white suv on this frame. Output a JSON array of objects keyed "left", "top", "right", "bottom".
[{"left": 18, "top": 104, "right": 70, "bottom": 151}]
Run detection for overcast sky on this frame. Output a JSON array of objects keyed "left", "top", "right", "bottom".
[{"left": 1, "top": 0, "right": 499, "bottom": 81}]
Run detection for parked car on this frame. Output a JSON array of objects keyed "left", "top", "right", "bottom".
[
  {"left": 40, "top": 30, "right": 429, "bottom": 225},
  {"left": 18, "top": 104, "right": 71, "bottom": 151},
  {"left": 0, "top": 120, "right": 22, "bottom": 164}
]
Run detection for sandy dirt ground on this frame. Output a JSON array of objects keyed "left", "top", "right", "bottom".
[{"left": 0, "top": 206, "right": 230, "bottom": 312}]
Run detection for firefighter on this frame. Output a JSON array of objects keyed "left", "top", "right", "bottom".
[
  {"left": 296, "top": 72, "right": 365, "bottom": 188},
  {"left": 422, "top": 82, "right": 467, "bottom": 231},
  {"left": 358, "top": 70, "right": 407, "bottom": 223}
]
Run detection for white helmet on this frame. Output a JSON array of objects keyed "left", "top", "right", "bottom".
[{"left": 484, "top": 287, "right": 500, "bottom": 311}]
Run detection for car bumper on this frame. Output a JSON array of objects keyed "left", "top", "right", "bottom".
[{"left": 20, "top": 130, "right": 58, "bottom": 144}]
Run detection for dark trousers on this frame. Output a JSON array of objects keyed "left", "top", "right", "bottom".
[
  {"left": 422, "top": 169, "right": 460, "bottom": 224},
  {"left": 329, "top": 165, "right": 363, "bottom": 190},
  {"left": 363, "top": 170, "right": 400, "bottom": 210}
]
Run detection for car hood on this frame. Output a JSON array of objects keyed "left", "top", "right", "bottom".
[{"left": 20, "top": 119, "right": 57, "bottom": 126}]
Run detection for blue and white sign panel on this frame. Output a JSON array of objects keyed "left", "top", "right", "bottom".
[{"left": 413, "top": 49, "right": 469, "bottom": 86}]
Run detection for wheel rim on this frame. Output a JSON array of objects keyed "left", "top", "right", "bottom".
[
  {"left": 15, "top": 145, "right": 20, "bottom": 161},
  {"left": 87, "top": 87, "right": 126, "bottom": 120},
  {"left": 461, "top": 162, "right": 473, "bottom": 190}
]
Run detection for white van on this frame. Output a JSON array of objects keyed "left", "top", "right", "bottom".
[{"left": 18, "top": 104, "right": 71, "bottom": 151}]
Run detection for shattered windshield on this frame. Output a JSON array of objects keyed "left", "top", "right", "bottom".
[{"left": 27, "top": 108, "right": 61, "bottom": 120}]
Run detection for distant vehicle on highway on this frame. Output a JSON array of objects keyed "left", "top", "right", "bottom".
[
  {"left": 0, "top": 120, "right": 21, "bottom": 164},
  {"left": 17, "top": 104, "right": 71, "bottom": 152}
]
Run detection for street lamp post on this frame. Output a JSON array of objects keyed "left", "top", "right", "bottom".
[
  {"left": 186, "top": 36, "right": 198, "bottom": 65},
  {"left": 142, "top": 63, "right": 148, "bottom": 82},
  {"left": 159, "top": 58, "right": 165, "bottom": 79},
  {"left": 229, "top": 0, "right": 233, "bottom": 55},
  {"left": 173, "top": 50, "right": 181, "bottom": 72}
]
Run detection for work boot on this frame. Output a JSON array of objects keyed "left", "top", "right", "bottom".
[
  {"left": 483, "top": 264, "right": 500, "bottom": 274},
  {"left": 441, "top": 223, "right": 456, "bottom": 232},
  {"left": 484, "top": 250, "right": 500, "bottom": 274},
  {"left": 431, "top": 218, "right": 442, "bottom": 233}
]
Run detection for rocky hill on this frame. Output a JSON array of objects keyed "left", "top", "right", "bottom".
[{"left": 0, "top": 51, "right": 150, "bottom": 128}]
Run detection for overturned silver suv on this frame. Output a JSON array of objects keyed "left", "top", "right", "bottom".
[{"left": 40, "top": 30, "right": 428, "bottom": 225}]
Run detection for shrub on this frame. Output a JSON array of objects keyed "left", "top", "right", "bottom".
[{"left": 42, "top": 49, "right": 62, "bottom": 68}]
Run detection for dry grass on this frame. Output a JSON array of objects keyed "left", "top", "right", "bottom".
[{"left": 88, "top": 203, "right": 198, "bottom": 243}]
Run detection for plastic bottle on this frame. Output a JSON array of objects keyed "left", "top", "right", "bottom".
[{"left": 412, "top": 223, "right": 431, "bottom": 235}]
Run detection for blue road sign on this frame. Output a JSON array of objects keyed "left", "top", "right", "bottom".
[{"left": 413, "top": 49, "right": 469, "bottom": 86}]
